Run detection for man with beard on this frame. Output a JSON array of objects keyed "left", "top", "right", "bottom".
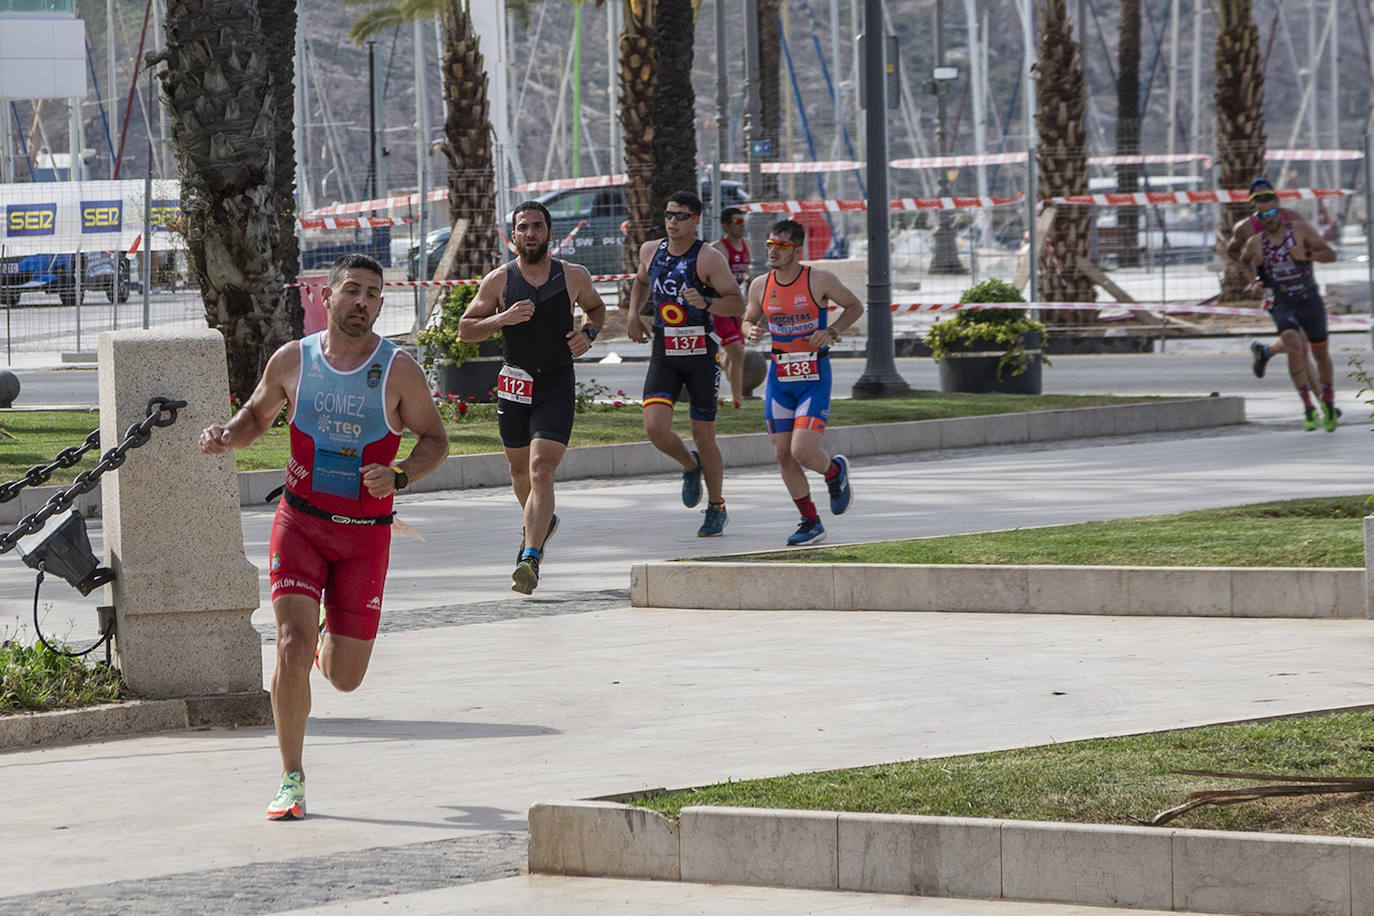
[
  {"left": 461, "top": 200, "right": 607, "bottom": 593},
  {"left": 199, "top": 253, "right": 449, "bottom": 820},
  {"left": 1240, "top": 196, "right": 1340, "bottom": 430}
]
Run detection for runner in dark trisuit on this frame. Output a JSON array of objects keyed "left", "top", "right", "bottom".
[
  {"left": 461, "top": 200, "right": 606, "bottom": 593},
  {"left": 626, "top": 190, "right": 744, "bottom": 538}
]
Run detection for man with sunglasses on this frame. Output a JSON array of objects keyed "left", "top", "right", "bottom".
[
  {"left": 710, "top": 206, "right": 751, "bottom": 408},
  {"left": 742, "top": 219, "right": 864, "bottom": 546},
  {"left": 1225, "top": 178, "right": 1318, "bottom": 384},
  {"left": 1239, "top": 188, "right": 1340, "bottom": 430},
  {"left": 627, "top": 190, "right": 744, "bottom": 537}
]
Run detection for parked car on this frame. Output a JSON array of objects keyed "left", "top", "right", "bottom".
[
  {"left": 0, "top": 250, "right": 130, "bottom": 306},
  {"left": 408, "top": 180, "right": 751, "bottom": 281}
]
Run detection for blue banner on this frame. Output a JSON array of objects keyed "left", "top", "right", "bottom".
[
  {"left": 6, "top": 203, "right": 57, "bottom": 237},
  {"left": 81, "top": 200, "right": 122, "bottom": 233}
]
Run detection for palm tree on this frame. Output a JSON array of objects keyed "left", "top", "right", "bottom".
[
  {"left": 757, "top": 0, "right": 781, "bottom": 200},
  {"left": 650, "top": 0, "right": 698, "bottom": 213},
  {"left": 151, "top": 0, "right": 301, "bottom": 401},
  {"left": 1115, "top": 0, "right": 1140, "bottom": 268},
  {"left": 1214, "top": 0, "right": 1266, "bottom": 301},
  {"left": 617, "top": 0, "right": 656, "bottom": 287},
  {"left": 1034, "top": 0, "right": 1095, "bottom": 323},
  {"left": 350, "top": 0, "right": 500, "bottom": 287}
]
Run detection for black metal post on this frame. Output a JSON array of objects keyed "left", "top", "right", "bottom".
[
  {"left": 928, "top": 0, "right": 965, "bottom": 274},
  {"left": 851, "top": 0, "right": 909, "bottom": 398}
]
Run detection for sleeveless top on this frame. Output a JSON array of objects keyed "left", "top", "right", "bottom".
[
  {"left": 286, "top": 333, "right": 402, "bottom": 517},
  {"left": 720, "top": 237, "right": 750, "bottom": 286},
  {"left": 761, "top": 266, "right": 830, "bottom": 356},
  {"left": 500, "top": 258, "right": 573, "bottom": 373},
  {"left": 648, "top": 239, "right": 717, "bottom": 359},
  {"left": 1257, "top": 214, "right": 1316, "bottom": 296}
]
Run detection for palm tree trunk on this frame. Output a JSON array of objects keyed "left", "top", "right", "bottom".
[
  {"left": 154, "top": 0, "right": 295, "bottom": 400},
  {"left": 650, "top": 0, "right": 697, "bottom": 217},
  {"left": 757, "top": 0, "right": 781, "bottom": 200},
  {"left": 439, "top": 0, "right": 499, "bottom": 283},
  {"left": 1035, "top": 0, "right": 1096, "bottom": 325},
  {"left": 1215, "top": 0, "right": 1266, "bottom": 301},
  {"left": 619, "top": 0, "right": 657, "bottom": 286},
  {"left": 1115, "top": 0, "right": 1141, "bottom": 268}
]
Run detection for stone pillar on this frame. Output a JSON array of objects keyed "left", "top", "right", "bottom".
[
  {"left": 98, "top": 328, "right": 269, "bottom": 720},
  {"left": 1365, "top": 516, "right": 1374, "bottom": 619}
]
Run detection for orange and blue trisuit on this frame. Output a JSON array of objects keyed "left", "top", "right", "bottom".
[{"left": 761, "top": 265, "right": 832, "bottom": 434}]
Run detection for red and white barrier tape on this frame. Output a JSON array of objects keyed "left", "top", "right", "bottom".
[
  {"left": 512, "top": 174, "right": 628, "bottom": 192},
  {"left": 881, "top": 301, "right": 1370, "bottom": 325},
  {"left": 1046, "top": 187, "right": 1351, "bottom": 207},
  {"left": 289, "top": 274, "right": 638, "bottom": 289},
  {"left": 298, "top": 216, "right": 414, "bottom": 230},
  {"left": 306, "top": 189, "right": 446, "bottom": 217},
  {"left": 1268, "top": 149, "right": 1364, "bottom": 162},
  {"left": 741, "top": 195, "right": 1022, "bottom": 213},
  {"left": 719, "top": 160, "right": 866, "bottom": 173}
]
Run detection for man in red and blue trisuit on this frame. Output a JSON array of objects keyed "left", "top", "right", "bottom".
[
  {"left": 627, "top": 189, "right": 744, "bottom": 538},
  {"left": 1240, "top": 197, "right": 1339, "bottom": 431},
  {"left": 710, "top": 206, "right": 751, "bottom": 408},
  {"left": 200, "top": 254, "right": 448, "bottom": 820},
  {"left": 743, "top": 218, "right": 864, "bottom": 546}
]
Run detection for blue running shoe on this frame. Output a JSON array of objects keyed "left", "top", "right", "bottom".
[
  {"left": 786, "top": 517, "right": 826, "bottom": 546},
  {"left": 697, "top": 503, "right": 728, "bottom": 537},
  {"left": 826, "top": 455, "right": 852, "bottom": 515},
  {"left": 516, "top": 513, "right": 560, "bottom": 564},
  {"left": 681, "top": 450, "right": 703, "bottom": 508}
]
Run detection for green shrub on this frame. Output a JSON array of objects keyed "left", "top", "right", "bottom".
[
  {"left": 415, "top": 284, "right": 496, "bottom": 367},
  {"left": 924, "top": 278, "right": 1048, "bottom": 380}
]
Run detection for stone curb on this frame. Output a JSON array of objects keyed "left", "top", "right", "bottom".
[
  {"left": 0, "top": 691, "right": 272, "bottom": 752},
  {"left": 528, "top": 800, "right": 1374, "bottom": 915},
  {"left": 1, "top": 395, "right": 1244, "bottom": 521},
  {"left": 630, "top": 562, "right": 1370, "bottom": 619}
]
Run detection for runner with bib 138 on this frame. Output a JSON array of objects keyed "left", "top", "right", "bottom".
[{"left": 742, "top": 218, "right": 864, "bottom": 546}]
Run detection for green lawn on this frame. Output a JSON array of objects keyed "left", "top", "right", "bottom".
[
  {"left": 627, "top": 709, "right": 1374, "bottom": 837},
  {"left": 0, "top": 390, "right": 1156, "bottom": 483},
  {"left": 717, "top": 496, "right": 1372, "bottom": 568}
]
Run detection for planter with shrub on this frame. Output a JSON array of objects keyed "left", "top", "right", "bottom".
[
  {"left": 415, "top": 284, "right": 503, "bottom": 402},
  {"left": 924, "top": 278, "right": 1048, "bottom": 394}
]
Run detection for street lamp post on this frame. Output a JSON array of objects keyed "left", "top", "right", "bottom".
[
  {"left": 928, "top": 0, "right": 966, "bottom": 274},
  {"left": 851, "top": 0, "right": 910, "bottom": 398}
]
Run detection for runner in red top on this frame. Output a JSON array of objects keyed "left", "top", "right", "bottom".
[
  {"left": 199, "top": 254, "right": 448, "bottom": 821},
  {"left": 710, "top": 206, "right": 750, "bottom": 408}
]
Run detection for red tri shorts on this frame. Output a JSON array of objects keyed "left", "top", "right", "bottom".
[
  {"left": 268, "top": 500, "right": 392, "bottom": 640},
  {"left": 713, "top": 315, "right": 744, "bottom": 348}
]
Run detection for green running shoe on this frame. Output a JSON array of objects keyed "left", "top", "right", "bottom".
[
  {"left": 1303, "top": 406, "right": 1320, "bottom": 431},
  {"left": 267, "top": 771, "right": 305, "bottom": 820},
  {"left": 1323, "top": 402, "right": 1340, "bottom": 432},
  {"left": 512, "top": 556, "right": 540, "bottom": 594}
]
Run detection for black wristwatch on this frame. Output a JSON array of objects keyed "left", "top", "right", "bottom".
[
  {"left": 391, "top": 466, "right": 409, "bottom": 491},
  {"left": 582, "top": 325, "right": 598, "bottom": 341}
]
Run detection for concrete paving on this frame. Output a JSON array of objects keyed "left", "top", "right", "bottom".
[{"left": 2, "top": 383, "right": 1374, "bottom": 913}]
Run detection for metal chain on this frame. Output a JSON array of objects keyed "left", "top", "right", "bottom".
[
  {"left": 0, "top": 397, "right": 188, "bottom": 556},
  {"left": 0, "top": 429, "right": 102, "bottom": 504}
]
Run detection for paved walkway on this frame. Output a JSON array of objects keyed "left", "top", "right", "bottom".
[{"left": 2, "top": 392, "right": 1373, "bottom": 913}]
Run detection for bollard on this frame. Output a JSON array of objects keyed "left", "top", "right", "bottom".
[
  {"left": 98, "top": 328, "right": 270, "bottom": 723},
  {"left": 1366, "top": 516, "right": 1374, "bottom": 619},
  {"left": 0, "top": 369, "right": 18, "bottom": 407}
]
